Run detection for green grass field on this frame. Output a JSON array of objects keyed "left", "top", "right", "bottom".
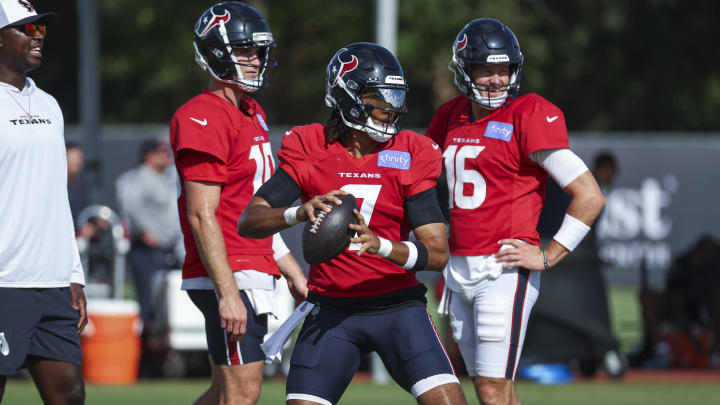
[
  {"left": 4, "top": 378, "right": 720, "bottom": 405},
  {"left": 5, "top": 287, "right": 708, "bottom": 405}
]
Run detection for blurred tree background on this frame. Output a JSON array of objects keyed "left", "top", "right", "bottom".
[{"left": 29, "top": 0, "right": 720, "bottom": 131}]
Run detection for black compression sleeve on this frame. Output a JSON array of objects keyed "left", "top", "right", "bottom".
[
  {"left": 255, "top": 168, "right": 302, "bottom": 208},
  {"left": 405, "top": 187, "right": 446, "bottom": 229}
]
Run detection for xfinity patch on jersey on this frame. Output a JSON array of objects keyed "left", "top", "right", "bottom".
[
  {"left": 377, "top": 150, "right": 411, "bottom": 170},
  {"left": 484, "top": 121, "right": 514, "bottom": 142},
  {"left": 256, "top": 114, "right": 269, "bottom": 131}
]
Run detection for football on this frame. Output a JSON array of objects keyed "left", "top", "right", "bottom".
[{"left": 302, "top": 193, "right": 358, "bottom": 265}]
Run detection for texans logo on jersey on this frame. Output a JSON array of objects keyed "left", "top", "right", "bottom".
[
  {"left": 196, "top": 8, "right": 230, "bottom": 37},
  {"left": 329, "top": 50, "right": 359, "bottom": 87}
]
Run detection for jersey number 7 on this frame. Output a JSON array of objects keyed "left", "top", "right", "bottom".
[{"left": 340, "top": 184, "right": 382, "bottom": 251}]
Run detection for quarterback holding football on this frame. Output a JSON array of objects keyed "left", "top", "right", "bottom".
[{"left": 238, "top": 42, "right": 467, "bottom": 405}]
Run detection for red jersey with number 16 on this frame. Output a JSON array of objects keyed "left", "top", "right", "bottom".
[
  {"left": 170, "top": 91, "right": 280, "bottom": 279},
  {"left": 426, "top": 93, "right": 569, "bottom": 256},
  {"left": 279, "top": 124, "right": 442, "bottom": 298}
]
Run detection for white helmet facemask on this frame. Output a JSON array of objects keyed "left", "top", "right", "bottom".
[{"left": 450, "top": 54, "right": 520, "bottom": 110}]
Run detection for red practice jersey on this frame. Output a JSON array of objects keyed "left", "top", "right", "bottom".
[
  {"left": 427, "top": 93, "right": 569, "bottom": 255},
  {"left": 170, "top": 91, "right": 280, "bottom": 279},
  {"left": 279, "top": 124, "right": 442, "bottom": 298}
]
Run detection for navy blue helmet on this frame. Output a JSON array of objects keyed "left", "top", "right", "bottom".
[
  {"left": 449, "top": 19, "right": 523, "bottom": 109},
  {"left": 325, "top": 42, "right": 408, "bottom": 142},
  {"left": 193, "top": 2, "right": 276, "bottom": 91}
]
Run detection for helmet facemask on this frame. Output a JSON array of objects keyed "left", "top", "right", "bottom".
[
  {"left": 328, "top": 84, "right": 408, "bottom": 143},
  {"left": 450, "top": 55, "right": 522, "bottom": 110}
]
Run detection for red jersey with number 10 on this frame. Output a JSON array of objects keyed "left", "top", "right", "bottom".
[
  {"left": 170, "top": 91, "right": 280, "bottom": 279},
  {"left": 427, "top": 93, "right": 569, "bottom": 256},
  {"left": 279, "top": 124, "right": 442, "bottom": 298}
]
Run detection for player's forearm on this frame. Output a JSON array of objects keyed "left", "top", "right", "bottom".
[
  {"left": 419, "top": 235, "right": 450, "bottom": 271},
  {"left": 564, "top": 172, "right": 606, "bottom": 226},
  {"left": 546, "top": 172, "right": 605, "bottom": 266},
  {"left": 374, "top": 221, "right": 449, "bottom": 271},
  {"left": 237, "top": 198, "right": 292, "bottom": 239},
  {"left": 276, "top": 253, "right": 304, "bottom": 281},
  {"left": 379, "top": 235, "right": 448, "bottom": 271},
  {"left": 543, "top": 239, "right": 570, "bottom": 267},
  {"left": 381, "top": 239, "right": 411, "bottom": 267},
  {"left": 188, "top": 211, "right": 237, "bottom": 297}
]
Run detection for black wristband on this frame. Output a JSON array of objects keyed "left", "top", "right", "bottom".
[{"left": 408, "top": 241, "right": 429, "bottom": 271}]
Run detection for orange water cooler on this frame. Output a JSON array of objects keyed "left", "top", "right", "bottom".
[{"left": 81, "top": 299, "right": 142, "bottom": 385}]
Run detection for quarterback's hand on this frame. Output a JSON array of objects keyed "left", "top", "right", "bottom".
[
  {"left": 495, "top": 239, "right": 545, "bottom": 271},
  {"left": 297, "top": 190, "right": 348, "bottom": 223},
  {"left": 70, "top": 283, "right": 88, "bottom": 333},
  {"left": 218, "top": 290, "right": 247, "bottom": 342},
  {"left": 349, "top": 209, "right": 379, "bottom": 256}
]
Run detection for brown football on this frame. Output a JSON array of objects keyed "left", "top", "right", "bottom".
[{"left": 302, "top": 194, "right": 358, "bottom": 265}]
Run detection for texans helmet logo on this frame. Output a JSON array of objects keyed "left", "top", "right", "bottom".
[
  {"left": 455, "top": 34, "right": 468, "bottom": 52},
  {"left": 331, "top": 53, "right": 359, "bottom": 87},
  {"left": 18, "top": 0, "right": 34, "bottom": 12},
  {"left": 197, "top": 9, "right": 230, "bottom": 37}
]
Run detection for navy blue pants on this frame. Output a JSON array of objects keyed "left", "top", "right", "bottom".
[{"left": 286, "top": 303, "right": 456, "bottom": 404}]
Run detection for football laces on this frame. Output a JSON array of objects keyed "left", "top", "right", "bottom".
[{"left": 309, "top": 211, "right": 327, "bottom": 234}]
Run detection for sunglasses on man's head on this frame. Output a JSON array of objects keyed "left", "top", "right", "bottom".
[{"left": 13, "top": 23, "right": 47, "bottom": 36}]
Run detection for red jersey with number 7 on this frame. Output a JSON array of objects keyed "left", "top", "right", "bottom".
[
  {"left": 278, "top": 123, "right": 442, "bottom": 298},
  {"left": 426, "top": 93, "right": 569, "bottom": 256},
  {"left": 170, "top": 91, "right": 280, "bottom": 279}
]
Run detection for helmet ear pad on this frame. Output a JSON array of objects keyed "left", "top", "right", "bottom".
[{"left": 200, "top": 43, "right": 232, "bottom": 79}]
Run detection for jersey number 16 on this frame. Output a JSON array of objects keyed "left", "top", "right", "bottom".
[{"left": 443, "top": 145, "right": 486, "bottom": 210}]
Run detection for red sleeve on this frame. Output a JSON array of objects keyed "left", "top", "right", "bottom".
[
  {"left": 404, "top": 133, "right": 442, "bottom": 197},
  {"left": 426, "top": 103, "right": 450, "bottom": 146},
  {"left": 170, "top": 102, "right": 231, "bottom": 164},
  {"left": 277, "top": 126, "right": 310, "bottom": 186},
  {"left": 518, "top": 96, "right": 569, "bottom": 158},
  {"left": 177, "top": 149, "right": 228, "bottom": 183}
]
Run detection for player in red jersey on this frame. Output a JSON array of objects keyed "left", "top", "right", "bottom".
[
  {"left": 238, "top": 43, "right": 467, "bottom": 405},
  {"left": 169, "top": 3, "right": 307, "bottom": 404},
  {"left": 427, "top": 19, "right": 606, "bottom": 405}
]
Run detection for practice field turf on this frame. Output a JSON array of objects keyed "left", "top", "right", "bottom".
[
  {"left": 4, "top": 378, "right": 720, "bottom": 405},
  {"left": 4, "top": 288, "right": 713, "bottom": 404}
]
